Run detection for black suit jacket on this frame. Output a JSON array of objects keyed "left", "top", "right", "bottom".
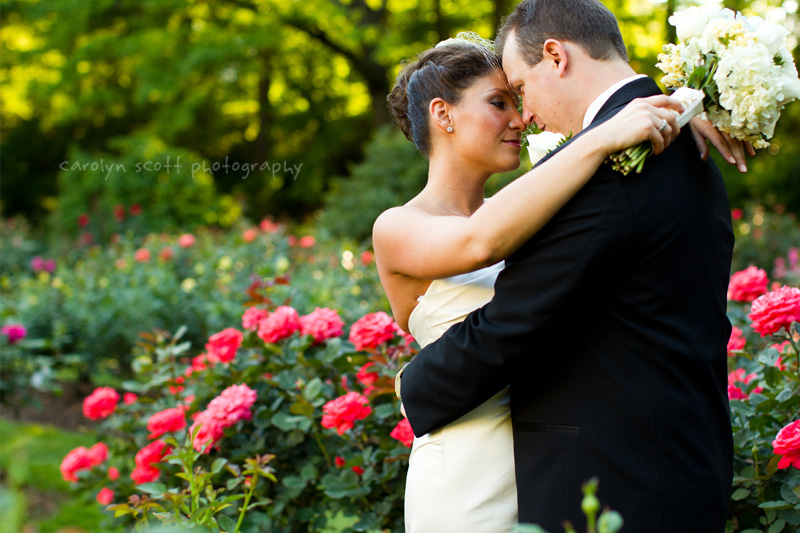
[{"left": 401, "top": 77, "right": 734, "bottom": 532}]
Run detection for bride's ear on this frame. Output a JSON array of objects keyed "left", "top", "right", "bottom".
[
  {"left": 429, "top": 98, "right": 453, "bottom": 133},
  {"left": 542, "top": 39, "right": 568, "bottom": 78}
]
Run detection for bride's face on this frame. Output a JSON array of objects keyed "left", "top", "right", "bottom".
[{"left": 447, "top": 74, "right": 525, "bottom": 173}]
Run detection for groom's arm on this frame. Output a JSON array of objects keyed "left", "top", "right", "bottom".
[{"left": 401, "top": 170, "right": 631, "bottom": 436}]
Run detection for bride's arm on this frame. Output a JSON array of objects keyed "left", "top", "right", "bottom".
[{"left": 373, "top": 95, "right": 683, "bottom": 280}]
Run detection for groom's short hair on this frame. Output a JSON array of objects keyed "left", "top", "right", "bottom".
[{"left": 497, "top": 0, "right": 628, "bottom": 66}]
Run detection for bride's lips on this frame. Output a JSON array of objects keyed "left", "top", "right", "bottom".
[{"left": 503, "top": 139, "right": 522, "bottom": 149}]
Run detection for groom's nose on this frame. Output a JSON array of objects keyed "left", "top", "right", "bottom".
[{"left": 521, "top": 103, "right": 536, "bottom": 126}]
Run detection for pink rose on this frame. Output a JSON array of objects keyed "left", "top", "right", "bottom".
[
  {"left": 96, "top": 487, "right": 114, "bottom": 505},
  {"left": 87, "top": 442, "right": 109, "bottom": 466},
  {"left": 728, "top": 266, "right": 769, "bottom": 302},
  {"left": 299, "top": 235, "right": 315, "bottom": 248},
  {"left": 60, "top": 446, "right": 92, "bottom": 482},
  {"left": 243, "top": 228, "right": 258, "bottom": 242},
  {"left": 159, "top": 247, "right": 174, "bottom": 261},
  {"left": 1, "top": 323, "right": 27, "bottom": 344},
  {"left": 321, "top": 392, "right": 372, "bottom": 435},
  {"left": 260, "top": 219, "right": 280, "bottom": 233},
  {"left": 727, "top": 369, "right": 763, "bottom": 400},
  {"left": 178, "top": 233, "right": 196, "bottom": 248},
  {"left": 349, "top": 312, "right": 398, "bottom": 351},
  {"left": 108, "top": 467, "right": 120, "bottom": 481},
  {"left": 257, "top": 306, "right": 300, "bottom": 344},
  {"left": 727, "top": 326, "right": 746, "bottom": 356},
  {"left": 83, "top": 387, "right": 119, "bottom": 420},
  {"left": 130, "top": 464, "right": 161, "bottom": 484},
  {"left": 189, "top": 384, "right": 257, "bottom": 453},
  {"left": 134, "top": 248, "right": 151, "bottom": 263},
  {"left": 123, "top": 393, "right": 138, "bottom": 405},
  {"left": 731, "top": 208, "right": 743, "bottom": 220},
  {"left": 205, "top": 328, "right": 243, "bottom": 364},
  {"left": 748, "top": 286, "right": 800, "bottom": 337},
  {"left": 390, "top": 418, "right": 414, "bottom": 448},
  {"left": 147, "top": 407, "right": 187, "bottom": 439},
  {"left": 773, "top": 419, "right": 800, "bottom": 470},
  {"left": 299, "top": 307, "right": 344, "bottom": 343},
  {"left": 356, "top": 363, "right": 379, "bottom": 388},
  {"left": 242, "top": 307, "right": 269, "bottom": 330}
]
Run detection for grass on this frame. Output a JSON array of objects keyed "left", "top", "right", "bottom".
[{"left": 0, "top": 418, "right": 122, "bottom": 533}]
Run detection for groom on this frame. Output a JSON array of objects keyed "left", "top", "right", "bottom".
[{"left": 398, "top": 0, "right": 734, "bottom": 530}]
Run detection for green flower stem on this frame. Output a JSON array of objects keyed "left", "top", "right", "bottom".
[
  {"left": 233, "top": 476, "right": 258, "bottom": 533},
  {"left": 313, "top": 426, "right": 332, "bottom": 467},
  {"left": 788, "top": 328, "right": 799, "bottom": 385}
]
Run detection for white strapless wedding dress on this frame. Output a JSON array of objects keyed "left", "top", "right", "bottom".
[{"left": 404, "top": 261, "right": 518, "bottom": 532}]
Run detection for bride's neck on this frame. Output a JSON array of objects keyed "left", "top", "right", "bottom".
[{"left": 425, "top": 156, "right": 489, "bottom": 216}]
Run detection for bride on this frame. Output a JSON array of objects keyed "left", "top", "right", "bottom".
[{"left": 374, "top": 36, "right": 738, "bottom": 531}]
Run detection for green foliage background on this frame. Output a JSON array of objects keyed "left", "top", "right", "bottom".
[{"left": 2, "top": 0, "right": 799, "bottom": 236}]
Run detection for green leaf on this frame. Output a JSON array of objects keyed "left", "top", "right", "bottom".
[
  {"left": 137, "top": 482, "right": 167, "bottom": 495},
  {"left": 517, "top": 525, "right": 550, "bottom": 533},
  {"left": 769, "top": 519, "right": 786, "bottom": 533},
  {"left": 211, "top": 457, "right": 228, "bottom": 474},
  {"left": 781, "top": 480, "right": 800, "bottom": 503},
  {"left": 217, "top": 514, "right": 237, "bottom": 531},
  {"left": 776, "top": 388, "right": 793, "bottom": 403},
  {"left": 731, "top": 488, "right": 751, "bottom": 501},
  {"left": 281, "top": 474, "right": 307, "bottom": 490},
  {"left": 300, "top": 463, "right": 318, "bottom": 482},
  {"left": 759, "top": 501, "right": 792, "bottom": 510},
  {"left": 303, "top": 377, "right": 323, "bottom": 401}
]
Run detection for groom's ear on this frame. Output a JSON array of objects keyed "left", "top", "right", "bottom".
[
  {"left": 542, "top": 39, "right": 569, "bottom": 78},
  {"left": 429, "top": 98, "right": 452, "bottom": 132}
]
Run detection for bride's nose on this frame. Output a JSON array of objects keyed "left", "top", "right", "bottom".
[{"left": 509, "top": 112, "right": 525, "bottom": 131}]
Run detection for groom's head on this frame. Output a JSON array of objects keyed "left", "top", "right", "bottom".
[{"left": 498, "top": 0, "right": 631, "bottom": 135}]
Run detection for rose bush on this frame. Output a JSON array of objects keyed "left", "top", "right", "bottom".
[{"left": 59, "top": 293, "right": 416, "bottom": 531}]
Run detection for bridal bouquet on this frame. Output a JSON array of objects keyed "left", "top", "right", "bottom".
[{"left": 609, "top": 6, "right": 800, "bottom": 175}]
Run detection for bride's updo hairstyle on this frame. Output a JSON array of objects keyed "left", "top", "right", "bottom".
[{"left": 387, "top": 41, "right": 501, "bottom": 158}]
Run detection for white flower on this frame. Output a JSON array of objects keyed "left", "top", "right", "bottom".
[
  {"left": 749, "top": 17, "right": 789, "bottom": 56},
  {"left": 671, "top": 87, "right": 705, "bottom": 128},
  {"left": 669, "top": 6, "right": 718, "bottom": 42},
  {"left": 526, "top": 131, "right": 565, "bottom": 166}
]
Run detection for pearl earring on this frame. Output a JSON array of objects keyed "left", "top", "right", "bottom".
[{"left": 447, "top": 126, "right": 453, "bottom": 133}]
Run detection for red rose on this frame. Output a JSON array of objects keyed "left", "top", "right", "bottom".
[
  {"left": 83, "top": 387, "right": 119, "bottom": 420},
  {"left": 360, "top": 251, "right": 374, "bottom": 266},
  {"left": 349, "top": 312, "right": 398, "bottom": 351},
  {"left": 243, "top": 228, "right": 258, "bottom": 242},
  {"left": 1, "top": 323, "right": 27, "bottom": 344},
  {"left": 321, "top": 392, "right": 372, "bottom": 435},
  {"left": 159, "top": 247, "right": 174, "bottom": 261},
  {"left": 96, "top": 487, "right": 114, "bottom": 505},
  {"left": 299, "top": 307, "right": 344, "bottom": 343},
  {"left": 87, "top": 442, "right": 109, "bottom": 466},
  {"left": 748, "top": 286, "right": 800, "bottom": 337},
  {"left": 147, "top": 407, "right": 187, "bottom": 439},
  {"left": 168, "top": 376, "right": 185, "bottom": 395},
  {"left": 135, "top": 440, "right": 171, "bottom": 468},
  {"left": 130, "top": 464, "right": 161, "bottom": 484},
  {"left": 731, "top": 208, "right": 743, "bottom": 220},
  {"left": 242, "top": 307, "right": 269, "bottom": 330},
  {"left": 299, "top": 235, "right": 315, "bottom": 248},
  {"left": 727, "top": 326, "right": 746, "bottom": 356},
  {"left": 390, "top": 418, "right": 414, "bottom": 448},
  {"left": 108, "top": 467, "right": 120, "bottom": 481},
  {"left": 205, "top": 328, "right": 243, "bottom": 364},
  {"left": 351, "top": 465, "right": 365, "bottom": 475},
  {"left": 60, "top": 446, "right": 92, "bottom": 482},
  {"left": 335, "top": 456, "right": 346, "bottom": 468},
  {"left": 134, "top": 248, "right": 151, "bottom": 263},
  {"left": 123, "top": 393, "right": 138, "bottom": 405},
  {"left": 78, "top": 213, "right": 90, "bottom": 227},
  {"left": 113, "top": 204, "right": 125, "bottom": 222},
  {"left": 178, "top": 233, "right": 195, "bottom": 248},
  {"left": 773, "top": 419, "right": 800, "bottom": 470},
  {"left": 356, "top": 363, "right": 379, "bottom": 388},
  {"left": 257, "top": 306, "right": 300, "bottom": 344},
  {"left": 727, "top": 369, "right": 762, "bottom": 400},
  {"left": 260, "top": 219, "right": 280, "bottom": 233},
  {"left": 129, "top": 204, "right": 142, "bottom": 216},
  {"left": 728, "top": 266, "right": 769, "bottom": 302},
  {"left": 190, "top": 384, "right": 257, "bottom": 453}
]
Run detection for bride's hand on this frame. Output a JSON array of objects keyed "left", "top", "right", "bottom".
[
  {"left": 597, "top": 95, "right": 684, "bottom": 157},
  {"left": 688, "top": 117, "right": 755, "bottom": 173}
]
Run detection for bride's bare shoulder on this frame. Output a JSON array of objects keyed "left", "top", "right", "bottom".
[{"left": 372, "top": 203, "right": 430, "bottom": 243}]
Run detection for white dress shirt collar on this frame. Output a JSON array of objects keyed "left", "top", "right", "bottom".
[{"left": 582, "top": 74, "right": 648, "bottom": 129}]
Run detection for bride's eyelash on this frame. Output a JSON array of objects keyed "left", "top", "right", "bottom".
[{"left": 491, "top": 101, "right": 506, "bottom": 109}]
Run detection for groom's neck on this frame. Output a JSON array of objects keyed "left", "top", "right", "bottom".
[{"left": 573, "top": 60, "right": 638, "bottom": 131}]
